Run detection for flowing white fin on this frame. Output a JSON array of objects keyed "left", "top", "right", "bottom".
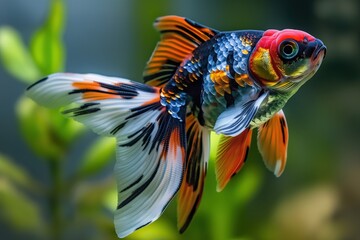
[{"left": 27, "top": 73, "right": 186, "bottom": 238}]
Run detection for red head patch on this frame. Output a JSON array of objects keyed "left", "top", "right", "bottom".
[{"left": 249, "top": 29, "right": 320, "bottom": 88}]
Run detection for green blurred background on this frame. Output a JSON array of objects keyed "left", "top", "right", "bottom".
[{"left": 0, "top": 0, "right": 359, "bottom": 239}]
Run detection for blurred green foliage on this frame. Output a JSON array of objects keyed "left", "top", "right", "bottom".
[
  {"left": 1, "top": 0, "right": 358, "bottom": 239},
  {"left": 30, "top": 0, "right": 65, "bottom": 75},
  {"left": 0, "top": 155, "right": 45, "bottom": 235},
  {"left": 0, "top": 1, "right": 117, "bottom": 239},
  {"left": 0, "top": 27, "right": 40, "bottom": 83}
]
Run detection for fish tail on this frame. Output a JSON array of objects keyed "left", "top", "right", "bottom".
[{"left": 27, "top": 73, "right": 186, "bottom": 237}]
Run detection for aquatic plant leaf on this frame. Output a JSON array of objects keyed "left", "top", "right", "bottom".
[
  {"left": 102, "top": 184, "right": 117, "bottom": 210},
  {"left": 0, "top": 177, "right": 45, "bottom": 234},
  {"left": 77, "top": 137, "right": 116, "bottom": 178},
  {"left": 47, "top": 102, "right": 85, "bottom": 144},
  {"left": 16, "top": 97, "right": 83, "bottom": 160},
  {"left": 130, "top": 219, "right": 179, "bottom": 240},
  {"left": 74, "top": 177, "right": 115, "bottom": 211},
  {"left": 232, "top": 165, "right": 263, "bottom": 205},
  {"left": 30, "top": 0, "right": 65, "bottom": 74},
  {"left": 0, "top": 154, "right": 42, "bottom": 194},
  {"left": 0, "top": 27, "right": 41, "bottom": 83}
]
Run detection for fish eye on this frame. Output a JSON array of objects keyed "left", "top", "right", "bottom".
[{"left": 279, "top": 40, "right": 299, "bottom": 60}]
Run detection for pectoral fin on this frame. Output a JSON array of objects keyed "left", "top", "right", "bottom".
[
  {"left": 214, "top": 91, "right": 268, "bottom": 137},
  {"left": 257, "top": 110, "right": 288, "bottom": 177}
]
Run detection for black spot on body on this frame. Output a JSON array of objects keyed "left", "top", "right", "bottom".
[
  {"left": 226, "top": 51, "right": 236, "bottom": 78},
  {"left": 224, "top": 93, "right": 235, "bottom": 108}
]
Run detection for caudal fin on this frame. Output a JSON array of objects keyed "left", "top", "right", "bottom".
[{"left": 27, "top": 73, "right": 186, "bottom": 238}]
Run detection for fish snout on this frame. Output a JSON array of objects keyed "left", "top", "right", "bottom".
[
  {"left": 310, "top": 39, "right": 326, "bottom": 67},
  {"left": 313, "top": 39, "right": 326, "bottom": 59}
]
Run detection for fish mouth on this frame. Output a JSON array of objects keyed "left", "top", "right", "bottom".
[
  {"left": 285, "top": 39, "right": 326, "bottom": 85},
  {"left": 312, "top": 39, "right": 326, "bottom": 61}
]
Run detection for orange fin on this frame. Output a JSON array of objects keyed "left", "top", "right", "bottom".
[
  {"left": 177, "top": 113, "right": 210, "bottom": 233},
  {"left": 215, "top": 128, "right": 252, "bottom": 192},
  {"left": 257, "top": 110, "right": 288, "bottom": 177},
  {"left": 144, "top": 15, "right": 219, "bottom": 87}
]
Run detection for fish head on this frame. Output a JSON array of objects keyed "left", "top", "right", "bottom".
[{"left": 249, "top": 29, "right": 326, "bottom": 92}]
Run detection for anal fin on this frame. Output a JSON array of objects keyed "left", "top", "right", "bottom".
[{"left": 177, "top": 113, "right": 210, "bottom": 233}]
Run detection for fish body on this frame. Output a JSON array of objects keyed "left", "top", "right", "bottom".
[
  {"left": 26, "top": 16, "right": 326, "bottom": 238},
  {"left": 155, "top": 25, "right": 325, "bottom": 134},
  {"left": 161, "top": 30, "right": 264, "bottom": 129}
]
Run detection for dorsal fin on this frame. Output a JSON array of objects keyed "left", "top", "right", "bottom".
[{"left": 143, "top": 16, "right": 219, "bottom": 87}]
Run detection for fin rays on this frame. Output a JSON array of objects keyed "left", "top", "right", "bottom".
[
  {"left": 177, "top": 113, "right": 210, "bottom": 232},
  {"left": 257, "top": 110, "right": 288, "bottom": 177},
  {"left": 26, "top": 73, "right": 187, "bottom": 238},
  {"left": 144, "top": 15, "right": 218, "bottom": 87},
  {"left": 215, "top": 128, "right": 252, "bottom": 191}
]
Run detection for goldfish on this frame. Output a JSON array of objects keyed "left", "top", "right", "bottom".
[{"left": 26, "top": 16, "right": 326, "bottom": 238}]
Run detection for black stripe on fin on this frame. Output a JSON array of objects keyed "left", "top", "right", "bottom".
[
  {"left": 135, "top": 221, "right": 153, "bottom": 231},
  {"left": 62, "top": 102, "right": 101, "bottom": 116},
  {"left": 120, "top": 175, "right": 144, "bottom": 193},
  {"left": 117, "top": 161, "right": 160, "bottom": 209},
  {"left": 26, "top": 77, "right": 48, "bottom": 90}
]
